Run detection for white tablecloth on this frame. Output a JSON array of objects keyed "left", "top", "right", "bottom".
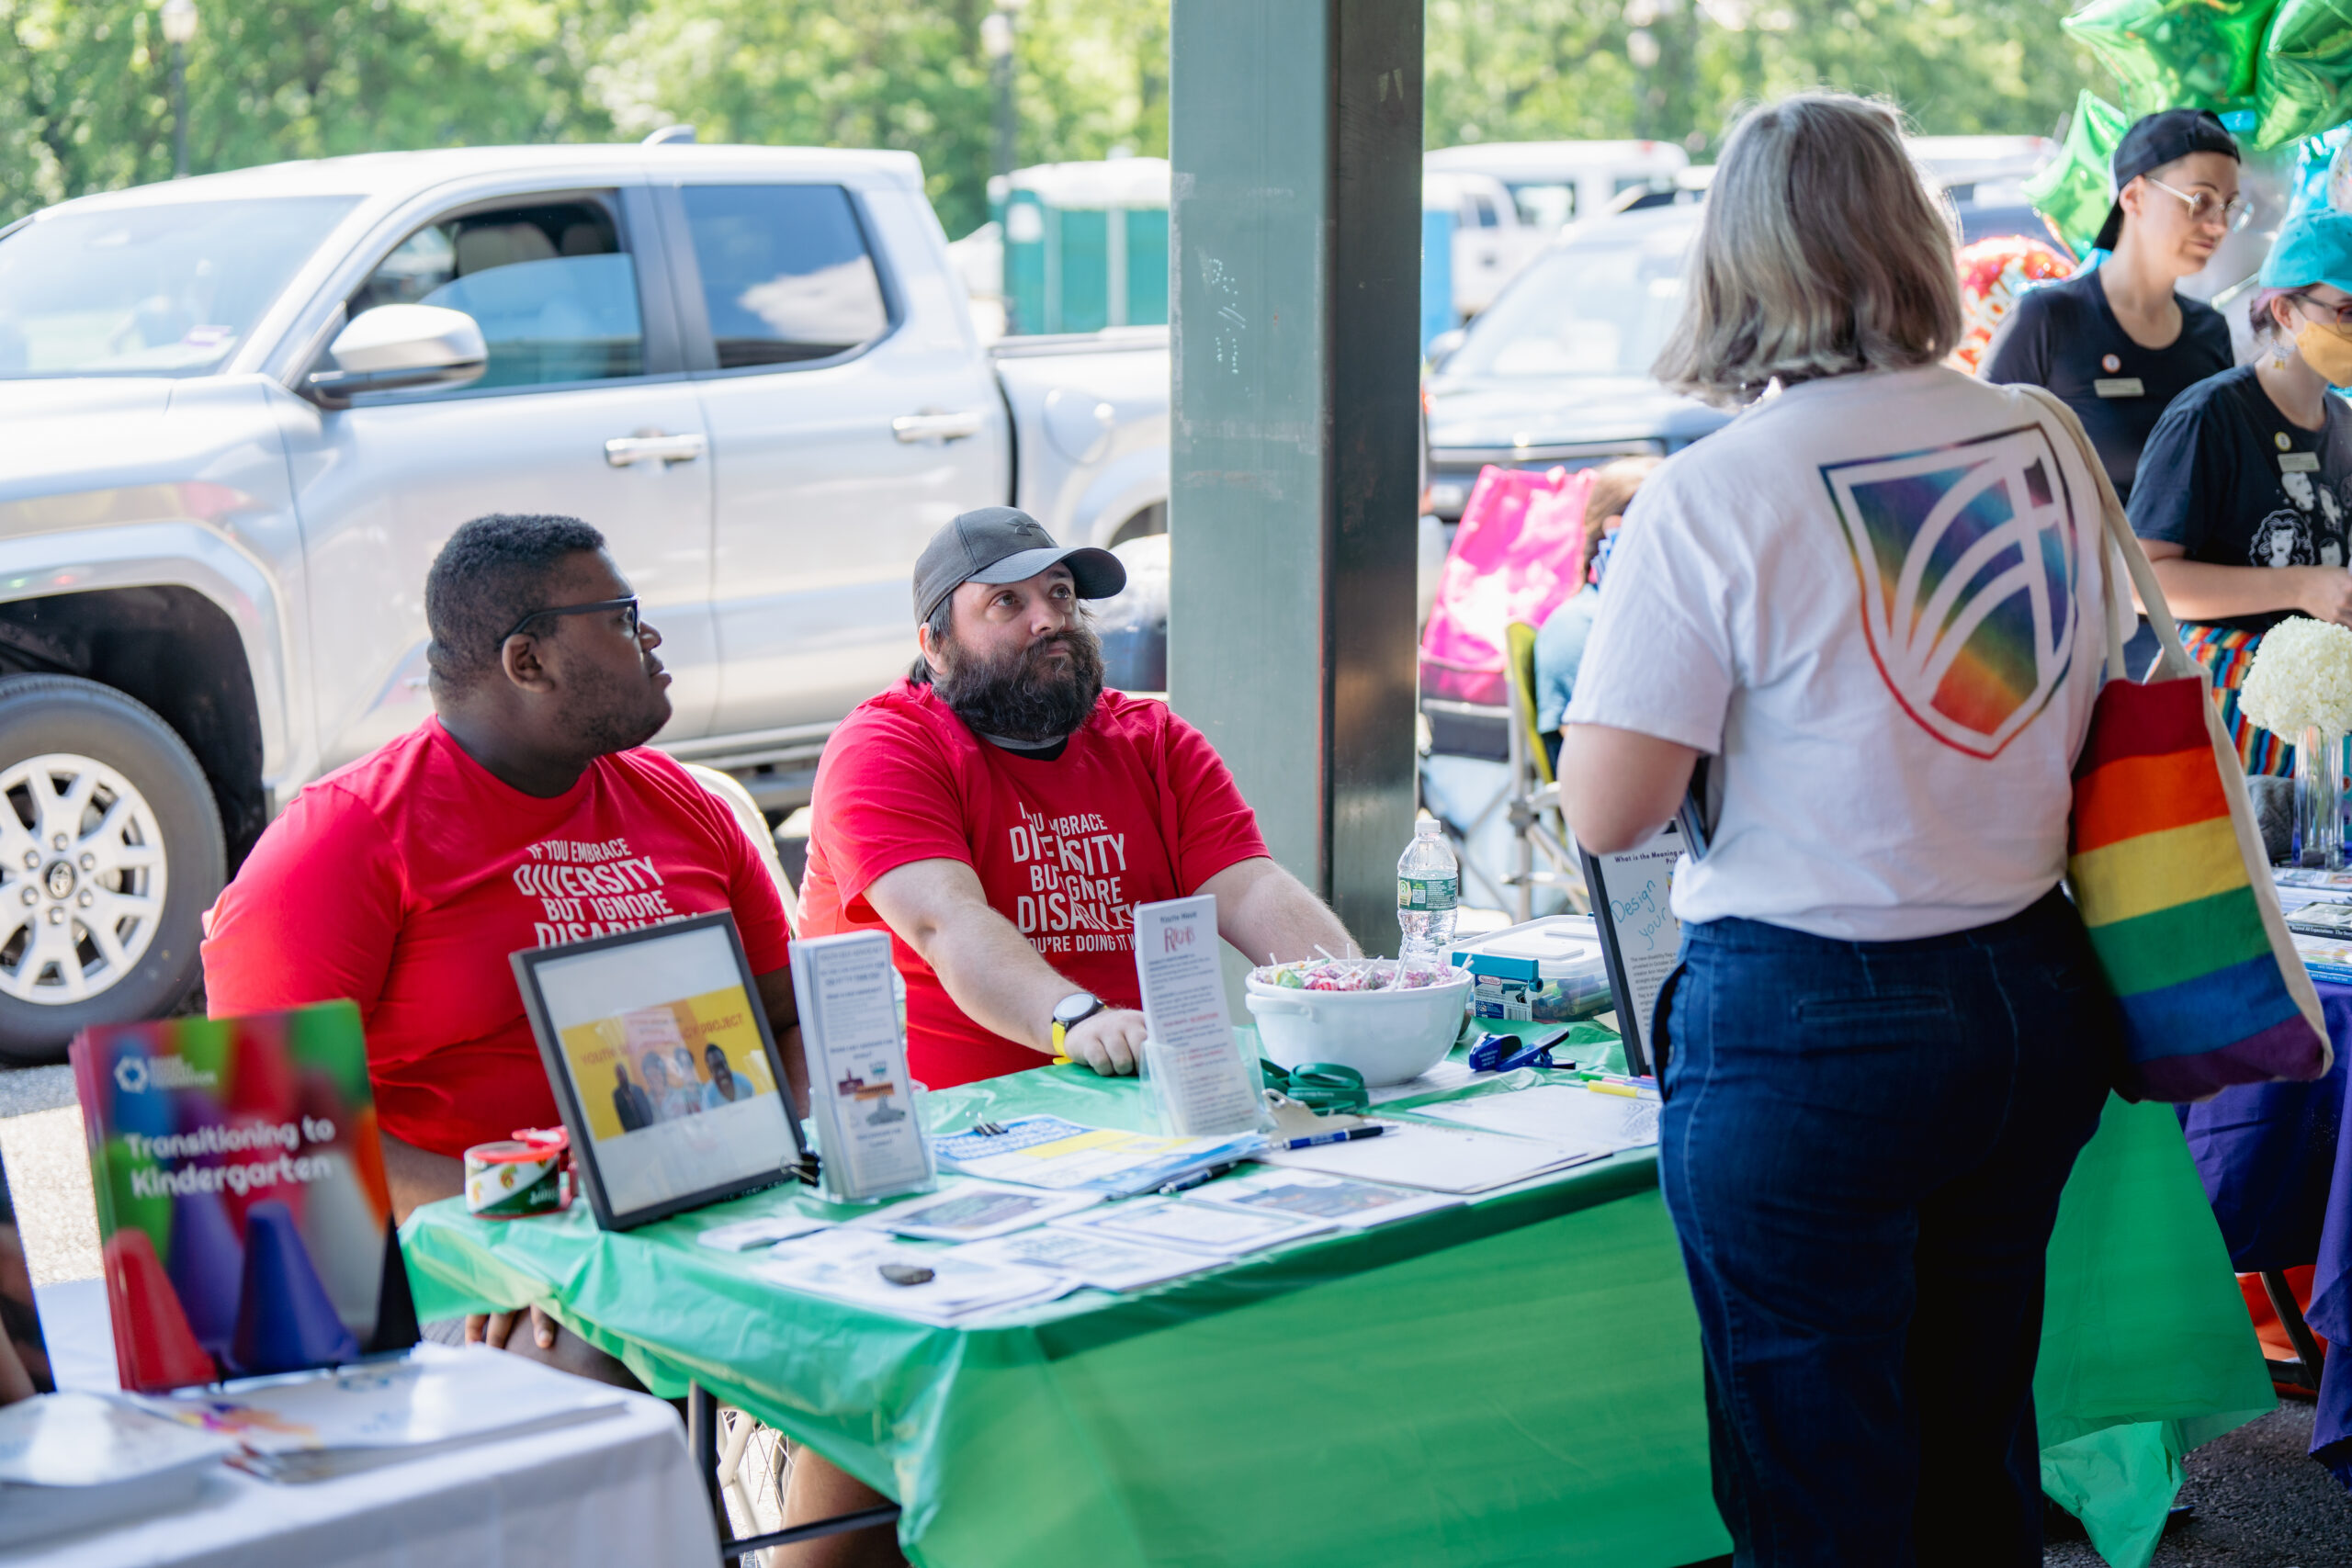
[{"left": 7, "top": 1280, "right": 718, "bottom": 1568}]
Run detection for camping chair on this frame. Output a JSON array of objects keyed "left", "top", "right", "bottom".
[
  {"left": 1498, "top": 621, "right": 1588, "bottom": 919},
  {"left": 682, "top": 768, "right": 888, "bottom": 1565},
  {"left": 1417, "top": 690, "right": 1521, "bottom": 914}
]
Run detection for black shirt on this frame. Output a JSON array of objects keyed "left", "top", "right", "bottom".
[
  {"left": 2130, "top": 365, "right": 2352, "bottom": 634},
  {"left": 1983, "top": 272, "right": 2233, "bottom": 504}
]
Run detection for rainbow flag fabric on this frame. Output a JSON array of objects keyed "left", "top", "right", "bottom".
[{"left": 2068, "top": 673, "right": 2330, "bottom": 1100}]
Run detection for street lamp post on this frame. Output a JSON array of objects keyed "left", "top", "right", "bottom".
[
  {"left": 982, "top": 0, "right": 1022, "bottom": 189},
  {"left": 161, "top": 0, "right": 198, "bottom": 180}
]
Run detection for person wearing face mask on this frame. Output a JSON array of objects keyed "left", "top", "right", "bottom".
[
  {"left": 1984, "top": 110, "right": 2242, "bottom": 506},
  {"left": 2131, "top": 209, "right": 2352, "bottom": 773}
]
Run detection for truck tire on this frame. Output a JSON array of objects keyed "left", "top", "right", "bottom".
[{"left": 0, "top": 676, "right": 223, "bottom": 1066}]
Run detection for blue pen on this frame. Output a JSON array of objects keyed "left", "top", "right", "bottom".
[{"left": 1275, "top": 1125, "right": 1387, "bottom": 1152}]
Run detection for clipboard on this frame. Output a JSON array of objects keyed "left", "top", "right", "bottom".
[{"left": 1578, "top": 817, "right": 1690, "bottom": 1077}]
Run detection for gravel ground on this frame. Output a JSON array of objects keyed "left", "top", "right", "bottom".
[{"left": 0, "top": 1065, "right": 97, "bottom": 1286}]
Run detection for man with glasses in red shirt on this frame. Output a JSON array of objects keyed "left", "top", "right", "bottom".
[{"left": 202, "top": 512, "right": 801, "bottom": 1302}]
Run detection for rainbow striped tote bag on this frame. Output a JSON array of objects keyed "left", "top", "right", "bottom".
[{"left": 2023, "top": 387, "right": 2331, "bottom": 1100}]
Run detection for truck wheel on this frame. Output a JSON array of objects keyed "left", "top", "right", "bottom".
[{"left": 0, "top": 676, "right": 222, "bottom": 1066}]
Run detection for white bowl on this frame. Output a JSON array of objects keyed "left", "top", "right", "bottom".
[{"left": 1244, "top": 965, "right": 1473, "bottom": 1086}]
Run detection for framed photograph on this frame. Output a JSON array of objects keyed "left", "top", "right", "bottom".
[
  {"left": 512, "top": 913, "right": 806, "bottom": 1231},
  {"left": 1578, "top": 816, "right": 1690, "bottom": 1078}
]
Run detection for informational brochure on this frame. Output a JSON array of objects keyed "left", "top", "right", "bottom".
[
  {"left": 1579, "top": 818, "right": 1687, "bottom": 1075},
  {"left": 1262, "top": 1122, "right": 1604, "bottom": 1194},
  {"left": 2286, "top": 900, "right": 2352, "bottom": 938},
  {"left": 1413, "top": 1083, "right": 1661, "bottom": 1152},
  {"left": 849, "top": 1181, "right": 1100, "bottom": 1243},
  {"left": 755, "top": 1229, "right": 1073, "bottom": 1325},
  {"left": 933, "top": 1115, "right": 1263, "bottom": 1196},
  {"left": 1188, "top": 1169, "right": 1463, "bottom": 1228},
  {"left": 1051, "top": 1196, "right": 1338, "bottom": 1257},
  {"left": 788, "top": 931, "right": 934, "bottom": 1204},
  {"left": 1132, "top": 896, "right": 1269, "bottom": 1137},
  {"left": 953, "top": 1228, "right": 1213, "bottom": 1292}
]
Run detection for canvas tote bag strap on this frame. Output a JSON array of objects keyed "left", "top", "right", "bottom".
[{"left": 2009, "top": 382, "right": 2201, "bottom": 683}]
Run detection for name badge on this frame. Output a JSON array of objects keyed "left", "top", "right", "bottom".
[
  {"left": 2093, "top": 378, "right": 2145, "bottom": 399},
  {"left": 2281, "top": 451, "right": 2322, "bottom": 474}
]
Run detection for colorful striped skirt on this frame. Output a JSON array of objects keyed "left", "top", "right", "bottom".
[{"left": 2178, "top": 623, "right": 2294, "bottom": 778}]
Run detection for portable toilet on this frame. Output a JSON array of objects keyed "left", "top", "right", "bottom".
[{"left": 999, "top": 157, "right": 1170, "bottom": 336}]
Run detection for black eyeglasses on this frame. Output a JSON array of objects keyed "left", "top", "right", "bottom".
[
  {"left": 2293, "top": 293, "right": 2352, "bottom": 331},
  {"left": 498, "top": 596, "right": 639, "bottom": 650}
]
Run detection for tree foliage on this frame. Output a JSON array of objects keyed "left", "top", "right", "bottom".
[{"left": 0, "top": 0, "right": 2114, "bottom": 231}]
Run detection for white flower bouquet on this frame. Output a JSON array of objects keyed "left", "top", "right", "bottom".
[{"left": 2240, "top": 616, "right": 2352, "bottom": 740}]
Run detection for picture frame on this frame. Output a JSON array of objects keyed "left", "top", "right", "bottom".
[
  {"left": 512, "top": 912, "right": 807, "bottom": 1232},
  {"left": 1578, "top": 816, "right": 1690, "bottom": 1078}
]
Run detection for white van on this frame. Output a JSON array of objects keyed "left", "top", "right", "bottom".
[{"left": 1425, "top": 140, "right": 1691, "bottom": 233}]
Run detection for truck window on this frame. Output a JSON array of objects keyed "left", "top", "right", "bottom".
[
  {"left": 677, "top": 186, "right": 889, "bottom": 368},
  {"left": 349, "top": 199, "right": 643, "bottom": 389},
  {"left": 0, "top": 196, "right": 357, "bottom": 379}
]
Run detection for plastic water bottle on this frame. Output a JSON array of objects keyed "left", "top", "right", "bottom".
[{"left": 1396, "top": 819, "right": 1460, "bottom": 961}]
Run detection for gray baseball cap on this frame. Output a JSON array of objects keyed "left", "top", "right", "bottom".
[{"left": 912, "top": 507, "right": 1125, "bottom": 624}]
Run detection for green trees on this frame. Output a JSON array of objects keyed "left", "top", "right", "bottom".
[{"left": 0, "top": 0, "right": 2117, "bottom": 230}]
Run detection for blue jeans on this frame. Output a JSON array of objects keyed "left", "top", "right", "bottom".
[{"left": 1657, "top": 887, "right": 2117, "bottom": 1567}]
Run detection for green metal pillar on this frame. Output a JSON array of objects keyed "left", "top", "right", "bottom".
[{"left": 1168, "top": 0, "right": 1423, "bottom": 948}]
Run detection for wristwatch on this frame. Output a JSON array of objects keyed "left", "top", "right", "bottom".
[{"left": 1050, "top": 992, "right": 1105, "bottom": 1058}]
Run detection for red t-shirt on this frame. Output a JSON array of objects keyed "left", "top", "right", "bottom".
[
  {"left": 798, "top": 680, "right": 1269, "bottom": 1088},
  {"left": 201, "top": 717, "right": 792, "bottom": 1157}
]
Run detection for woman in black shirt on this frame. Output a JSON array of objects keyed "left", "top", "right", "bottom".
[
  {"left": 2132, "top": 209, "right": 2352, "bottom": 774},
  {"left": 1984, "top": 109, "right": 2241, "bottom": 502}
]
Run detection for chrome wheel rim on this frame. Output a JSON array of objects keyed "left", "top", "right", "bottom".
[{"left": 0, "top": 753, "right": 167, "bottom": 1004}]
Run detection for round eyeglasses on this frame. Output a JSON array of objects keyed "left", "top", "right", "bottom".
[{"left": 2143, "top": 176, "right": 2252, "bottom": 234}]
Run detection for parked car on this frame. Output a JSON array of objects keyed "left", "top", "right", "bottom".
[
  {"left": 0, "top": 141, "right": 1169, "bottom": 1059},
  {"left": 1420, "top": 148, "right": 2063, "bottom": 523}
]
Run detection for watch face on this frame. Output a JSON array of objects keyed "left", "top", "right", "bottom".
[{"left": 1054, "top": 992, "right": 1101, "bottom": 1025}]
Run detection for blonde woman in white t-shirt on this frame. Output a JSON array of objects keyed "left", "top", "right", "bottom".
[{"left": 1559, "top": 93, "right": 2119, "bottom": 1566}]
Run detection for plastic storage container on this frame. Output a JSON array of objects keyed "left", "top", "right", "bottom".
[{"left": 1447, "top": 915, "right": 1614, "bottom": 1022}]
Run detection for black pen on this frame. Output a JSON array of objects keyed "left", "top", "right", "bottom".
[{"left": 1158, "top": 1159, "right": 1246, "bottom": 1196}]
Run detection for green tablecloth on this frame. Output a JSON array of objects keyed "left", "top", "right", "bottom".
[{"left": 401, "top": 1047, "right": 2272, "bottom": 1568}]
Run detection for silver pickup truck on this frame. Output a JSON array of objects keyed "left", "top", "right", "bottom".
[{"left": 0, "top": 141, "right": 1170, "bottom": 1059}]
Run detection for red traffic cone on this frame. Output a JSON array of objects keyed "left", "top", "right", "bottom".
[{"left": 105, "top": 1227, "right": 217, "bottom": 1392}]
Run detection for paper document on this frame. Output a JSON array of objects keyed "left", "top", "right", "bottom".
[
  {"left": 135, "top": 1344, "right": 625, "bottom": 1482},
  {"left": 1413, "top": 1083, "right": 1660, "bottom": 1151},
  {"left": 1190, "top": 1169, "right": 1462, "bottom": 1228},
  {"left": 756, "top": 1229, "right": 1073, "bottom": 1325},
  {"left": 1133, "top": 896, "right": 1267, "bottom": 1136},
  {"left": 2287, "top": 901, "right": 2352, "bottom": 937},
  {"left": 933, "top": 1115, "right": 1262, "bottom": 1196},
  {"left": 1366, "top": 1060, "right": 1477, "bottom": 1105},
  {"left": 1052, "top": 1196, "right": 1337, "bottom": 1256},
  {"left": 850, "top": 1180, "right": 1100, "bottom": 1242},
  {"left": 698, "top": 1213, "right": 831, "bottom": 1252},
  {"left": 954, "top": 1228, "right": 1213, "bottom": 1292},
  {"left": 1261, "top": 1122, "right": 1604, "bottom": 1193}
]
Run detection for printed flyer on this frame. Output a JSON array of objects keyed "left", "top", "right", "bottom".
[
  {"left": 788, "top": 930, "right": 933, "bottom": 1202},
  {"left": 70, "top": 1001, "right": 412, "bottom": 1393}
]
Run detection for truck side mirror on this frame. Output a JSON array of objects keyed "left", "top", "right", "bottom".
[
  {"left": 1426, "top": 329, "right": 1466, "bottom": 369},
  {"left": 306, "top": 305, "right": 487, "bottom": 403}
]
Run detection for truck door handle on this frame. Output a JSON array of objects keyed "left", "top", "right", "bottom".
[
  {"left": 892, "top": 410, "right": 986, "bottom": 444},
  {"left": 605, "top": 432, "right": 707, "bottom": 467}
]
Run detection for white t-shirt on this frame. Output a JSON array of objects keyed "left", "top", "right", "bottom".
[{"left": 1567, "top": 365, "right": 2109, "bottom": 941}]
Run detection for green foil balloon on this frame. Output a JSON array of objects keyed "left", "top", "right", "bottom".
[
  {"left": 2257, "top": 0, "right": 2352, "bottom": 148},
  {"left": 2026, "top": 91, "right": 2132, "bottom": 256},
  {"left": 2065, "top": 0, "right": 2282, "bottom": 114}
]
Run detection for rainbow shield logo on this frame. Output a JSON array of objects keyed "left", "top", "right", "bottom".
[{"left": 1823, "top": 424, "right": 2083, "bottom": 759}]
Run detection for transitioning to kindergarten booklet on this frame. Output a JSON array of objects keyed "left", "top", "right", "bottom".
[{"left": 72, "top": 1001, "right": 416, "bottom": 1393}]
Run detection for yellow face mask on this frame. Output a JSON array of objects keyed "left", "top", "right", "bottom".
[{"left": 2295, "top": 318, "right": 2352, "bottom": 389}]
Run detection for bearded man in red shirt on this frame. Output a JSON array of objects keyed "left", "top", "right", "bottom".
[{"left": 799, "top": 508, "right": 1353, "bottom": 1084}]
